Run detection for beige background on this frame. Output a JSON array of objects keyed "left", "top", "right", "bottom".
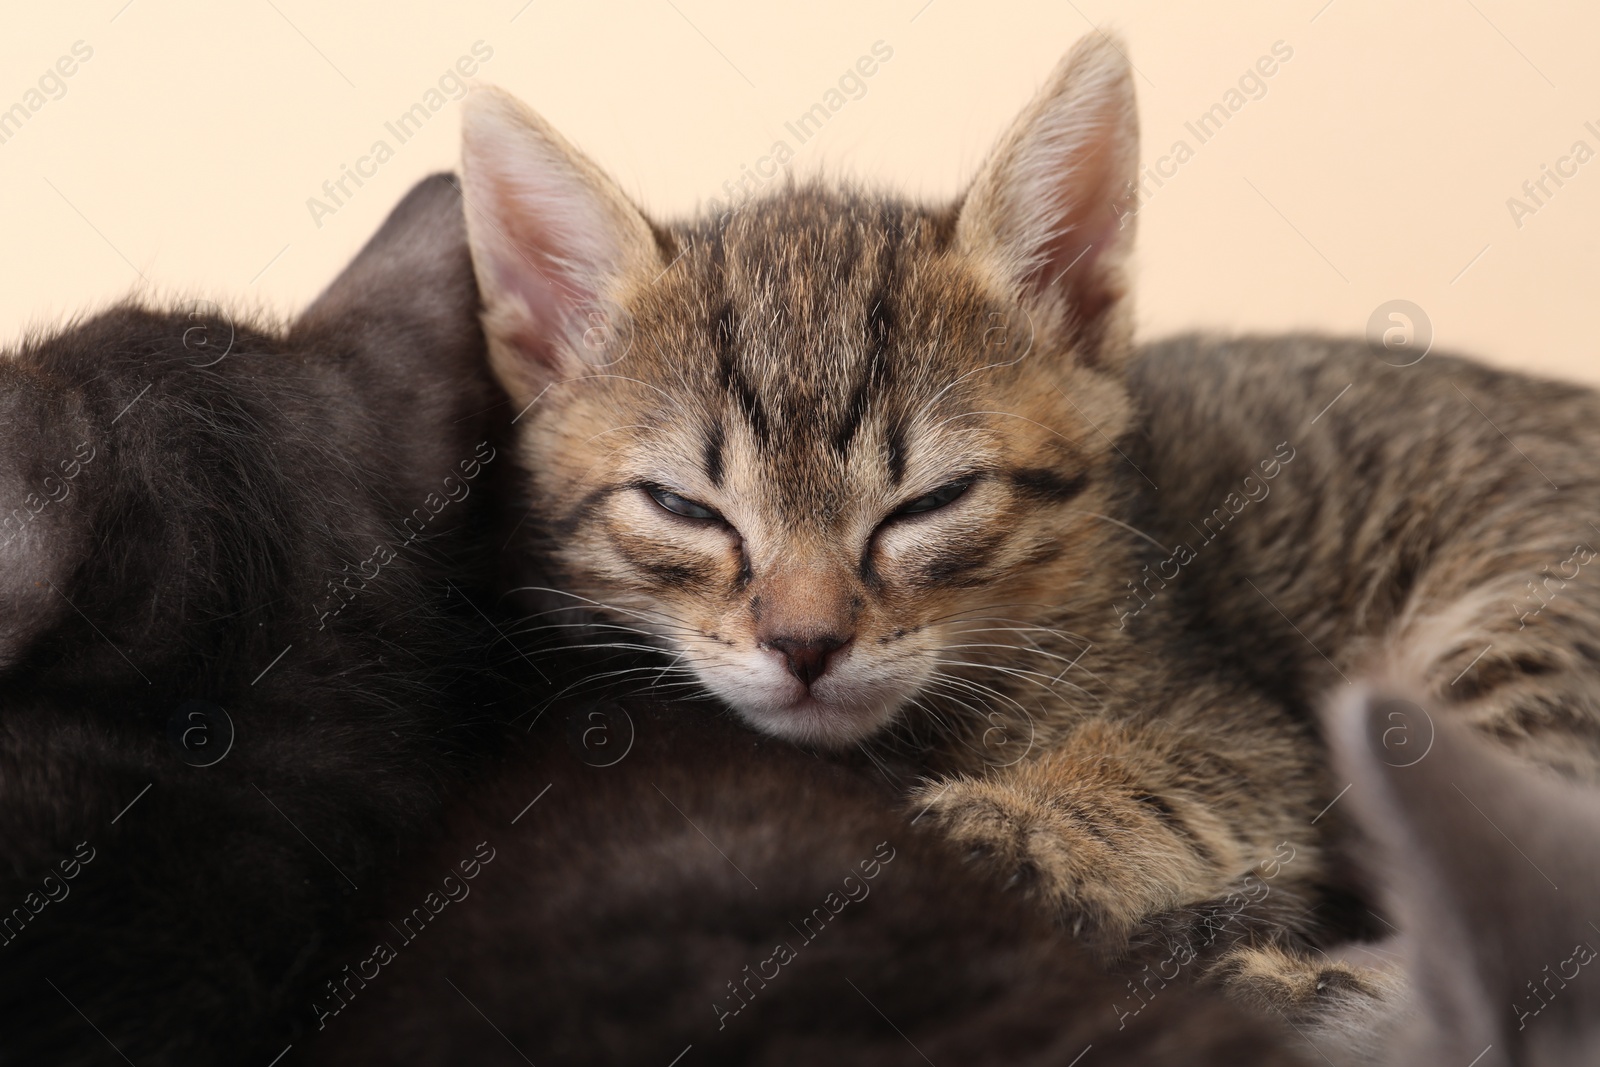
[{"left": 1, "top": 1, "right": 1595, "bottom": 384}]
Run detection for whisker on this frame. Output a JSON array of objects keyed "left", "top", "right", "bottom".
[
  {"left": 939, "top": 657, "right": 1062, "bottom": 687},
  {"left": 940, "top": 641, "right": 1094, "bottom": 670},
  {"left": 924, "top": 672, "right": 1033, "bottom": 717},
  {"left": 651, "top": 649, "right": 688, "bottom": 688},
  {"left": 505, "top": 585, "right": 701, "bottom": 632},
  {"left": 1059, "top": 509, "right": 1170, "bottom": 554}
]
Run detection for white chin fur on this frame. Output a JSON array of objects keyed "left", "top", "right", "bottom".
[
  {"left": 695, "top": 653, "right": 908, "bottom": 747},
  {"left": 731, "top": 696, "right": 901, "bottom": 748}
]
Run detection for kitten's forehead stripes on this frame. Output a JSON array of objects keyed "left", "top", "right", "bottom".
[
  {"left": 832, "top": 203, "right": 903, "bottom": 457},
  {"left": 692, "top": 191, "right": 938, "bottom": 469},
  {"left": 706, "top": 214, "right": 774, "bottom": 448},
  {"left": 703, "top": 422, "right": 725, "bottom": 488},
  {"left": 717, "top": 329, "right": 770, "bottom": 446},
  {"left": 654, "top": 190, "right": 1090, "bottom": 527},
  {"left": 886, "top": 422, "right": 907, "bottom": 487}
]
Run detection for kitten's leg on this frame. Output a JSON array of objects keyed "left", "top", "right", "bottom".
[
  {"left": 910, "top": 706, "right": 1322, "bottom": 948},
  {"left": 913, "top": 730, "right": 1408, "bottom": 1063},
  {"left": 1207, "top": 943, "right": 1409, "bottom": 1065}
]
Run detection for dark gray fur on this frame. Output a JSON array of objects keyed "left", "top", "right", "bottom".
[{"left": 0, "top": 174, "right": 513, "bottom": 1064}]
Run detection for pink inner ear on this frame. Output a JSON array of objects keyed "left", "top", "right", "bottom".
[
  {"left": 475, "top": 164, "right": 610, "bottom": 380},
  {"left": 1030, "top": 141, "right": 1130, "bottom": 328}
]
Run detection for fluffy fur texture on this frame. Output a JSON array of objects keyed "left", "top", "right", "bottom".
[
  {"left": 1131, "top": 333, "right": 1600, "bottom": 785},
  {"left": 296, "top": 685, "right": 1600, "bottom": 1067},
  {"left": 463, "top": 34, "right": 1327, "bottom": 963},
  {"left": 0, "top": 174, "right": 514, "bottom": 1064},
  {"left": 306, "top": 699, "right": 1309, "bottom": 1066},
  {"left": 462, "top": 29, "right": 1600, "bottom": 1048},
  {"left": 1119, "top": 331, "right": 1600, "bottom": 1034}
]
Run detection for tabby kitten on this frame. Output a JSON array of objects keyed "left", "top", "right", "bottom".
[
  {"left": 459, "top": 30, "right": 1600, "bottom": 1035},
  {"left": 463, "top": 37, "right": 1327, "bottom": 952}
]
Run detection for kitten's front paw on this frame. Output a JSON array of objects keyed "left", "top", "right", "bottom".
[
  {"left": 909, "top": 777, "right": 1159, "bottom": 944},
  {"left": 1209, "top": 944, "right": 1407, "bottom": 1049}
]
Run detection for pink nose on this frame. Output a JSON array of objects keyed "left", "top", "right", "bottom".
[{"left": 764, "top": 635, "right": 848, "bottom": 687}]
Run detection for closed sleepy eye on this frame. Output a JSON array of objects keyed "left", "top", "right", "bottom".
[
  {"left": 889, "top": 478, "right": 972, "bottom": 520},
  {"left": 645, "top": 485, "right": 724, "bottom": 522}
]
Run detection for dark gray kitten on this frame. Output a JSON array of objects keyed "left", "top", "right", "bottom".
[
  {"left": 0, "top": 174, "right": 513, "bottom": 1064},
  {"left": 302, "top": 698, "right": 1311, "bottom": 1067}
]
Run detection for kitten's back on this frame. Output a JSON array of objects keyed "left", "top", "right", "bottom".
[{"left": 1128, "top": 333, "right": 1600, "bottom": 780}]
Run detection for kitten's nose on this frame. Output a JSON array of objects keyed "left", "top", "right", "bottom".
[{"left": 765, "top": 635, "right": 848, "bottom": 688}]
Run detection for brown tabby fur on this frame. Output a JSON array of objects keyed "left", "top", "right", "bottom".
[
  {"left": 1133, "top": 332, "right": 1600, "bottom": 785},
  {"left": 458, "top": 34, "right": 1600, "bottom": 1046}
]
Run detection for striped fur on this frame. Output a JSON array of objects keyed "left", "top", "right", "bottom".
[{"left": 462, "top": 34, "right": 1600, "bottom": 1054}]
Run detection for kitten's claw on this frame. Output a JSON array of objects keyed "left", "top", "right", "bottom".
[{"left": 1003, "top": 860, "right": 1037, "bottom": 891}]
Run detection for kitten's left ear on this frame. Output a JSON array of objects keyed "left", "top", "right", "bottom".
[
  {"left": 460, "top": 87, "right": 662, "bottom": 411},
  {"left": 957, "top": 35, "right": 1139, "bottom": 360}
]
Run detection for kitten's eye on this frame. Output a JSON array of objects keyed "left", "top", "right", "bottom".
[
  {"left": 892, "top": 479, "right": 972, "bottom": 519},
  {"left": 646, "top": 486, "right": 723, "bottom": 522}
]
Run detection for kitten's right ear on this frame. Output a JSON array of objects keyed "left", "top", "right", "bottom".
[
  {"left": 956, "top": 35, "right": 1139, "bottom": 361},
  {"left": 460, "top": 87, "right": 661, "bottom": 411}
]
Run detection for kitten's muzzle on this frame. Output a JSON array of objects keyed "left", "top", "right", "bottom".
[{"left": 763, "top": 634, "right": 850, "bottom": 688}]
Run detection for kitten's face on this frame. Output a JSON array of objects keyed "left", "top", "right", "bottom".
[
  {"left": 464, "top": 37, "right": 1139, "bottom": 746},
  {"left": 521, "top": 198, "right": 1131, "bottom": 744}
]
